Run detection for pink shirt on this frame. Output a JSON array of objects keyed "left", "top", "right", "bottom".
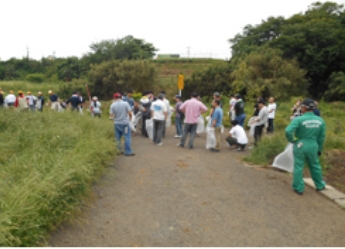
[{"left": 179, "top": 98, "right": 208, "bottom": 124}]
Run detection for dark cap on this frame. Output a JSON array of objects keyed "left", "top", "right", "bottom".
[
  {"left": 214, "top": 92, "right": 220, "bottom": 97},
  {"left": 258, "top": 99, "right": 266, "bottom": 105},
  {"left": 235, "top": 93, "right": 241, "bottom": 98},
  {"left": 301, "top": 98, "right": 315, "bottom": 110},
  {"left": 175, "top": 95, "right": 182, "bottom": 99}
]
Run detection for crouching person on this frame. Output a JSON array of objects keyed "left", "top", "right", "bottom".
[{"left": 226, "top": 120, "right": 248, "bottom": 151}]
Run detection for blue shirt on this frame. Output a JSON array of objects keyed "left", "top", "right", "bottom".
[
  {"left": 50, "top": 94, "right": 58, "bottom": 102},
  {"left": 211, "top": 107, "right": 223, "bottom": 128},
  {"left": 123, "top": 96, "right": 134, "bottom": 108}
]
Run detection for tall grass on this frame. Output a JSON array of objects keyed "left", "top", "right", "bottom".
[
  {"left": 0, "top": 81, "right": 59, "bottom": 96},
  {"left": 0, "top": 109, "right": 116, "bottom": 246}
]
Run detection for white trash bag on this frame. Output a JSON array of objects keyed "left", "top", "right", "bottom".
[
  {"left": 145, "top": 119, "right": 154, "bottom": 140},
  {"left": 247, "top": 117, "right": 257, "bottom": 137},
  {"left": 166, "top": 106, "right": 174, "bottom": 127},
  {"left": 197, "top": 115, "right": 205, "bottom": 134},
  {"left": 206, "top": 127, "right": 216, "bottom": 149},
  {"left": 272, "top": 143, "right": 294, "bottom": 173}
]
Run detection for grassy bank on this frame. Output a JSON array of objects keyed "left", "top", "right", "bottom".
[
  {"left": 243, "top": 99, "right": 345, "bottom": 172},
  {"left": 0, "top": 109, "right": 116, "bottom": 246}
]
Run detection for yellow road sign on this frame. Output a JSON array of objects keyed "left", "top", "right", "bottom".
[{"left": 178, "top": 74, "right": 184, "bottom": 90}]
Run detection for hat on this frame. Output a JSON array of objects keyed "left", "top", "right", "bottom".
[
  {"left": 92, "top": 96, "right": 98, "bottom": 100},
  {"left": 27, "top": 91, "right": 31, "bottom": 94},
  {"left": 18, "top": 90, "right": 24, "bottom": 94},
  {"left": 113, "top": 92, "right": 122, "bottom": 98},
  {"left": 38, "top": 91, "right": 42, "bottom": 95},
  {"left": 214, "top": 92, "right": 220, "bottom": 97},
  {"left": 301, "top": 98, "right": 315, "bottom": 110},
  {"left": 10, "top": 90, "right": 14, "bottom": 94},
  {"left": 235, "top": 93, "right": 241, "bottom": 98},
  {"left": 175, "top": 95, "right": 182, "bottom": 99},
  {"left": 48, "top": 90, "right": 53, "bottom": 94}
]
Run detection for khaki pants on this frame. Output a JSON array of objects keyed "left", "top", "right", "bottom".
[{"left": 215, "top": 127, "right": 221, "bottom": 151}]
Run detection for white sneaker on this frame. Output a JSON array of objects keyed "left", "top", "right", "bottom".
[
  {"left": 174, "top": 135, "right": 180, "bottom": 138},
  {"left": 157, "top": 143, "right": 163, "bottom": 146}
]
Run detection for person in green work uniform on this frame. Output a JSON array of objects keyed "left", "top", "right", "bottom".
[{"left": 285, "top": 99, "right": 326, "bottom": 195}]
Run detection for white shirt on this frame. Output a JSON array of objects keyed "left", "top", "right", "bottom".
[
  {"left": 229, "top": 98, "right": 237, "bottom": 110},
  {"left": 91, "top": 101, "right": 102, "bottom": 113},
  {"left": 5, "top": 94, "right": 16, "bottom": 104},
  {"left": 268, "top": 103, "right": 277, "bottom": 119},
  {"left": 26, "top": 95, "right": 37, "bottom": 105},
  {"left": 152, "top": 99, "right": 167, "bottom": 121},
  {"left": 230, "top": 125, "right": 248, "bottom": 144}
]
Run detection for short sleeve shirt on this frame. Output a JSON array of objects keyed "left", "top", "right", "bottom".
[{"left": 110, "top": 100, "right": 131, "bottom": 124}]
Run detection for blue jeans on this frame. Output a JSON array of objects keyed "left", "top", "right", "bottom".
[
  {"left": 179, "top": 123, "right": 197, "bottom": 148},
  {"left": 175, "top": 116, "right": 183, "bottom": 136},
  {"left": 235, "top": 113, "right": 246, "bottom": 127},
  {"left": 114, "top": 124, "right": 133, "bottom": 155}
]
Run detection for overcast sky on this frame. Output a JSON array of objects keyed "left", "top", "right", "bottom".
[{"left": 1, "top": 0, "right": 344, "bottom": 61}]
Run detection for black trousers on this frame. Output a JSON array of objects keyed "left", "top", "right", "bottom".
[
  {"left": 267, "top": 118, "right": 274, "bottom": 133},
  {"left": 254, "top": 124, "right": 265, "bottom": 146},
  {"left": 142, "top": 116, "right": 149, "bottom": 137}
]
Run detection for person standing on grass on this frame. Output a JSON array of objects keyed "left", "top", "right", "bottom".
[
  {"left": 285, "top": 99, "right": 326, "bottom": 195},
  {"left": 209, "top": 99, "right": 223, "bottom": 152},
  {"left": 48, "top": 90, "right": 60, "bottom": 111},
  {"left": 234, "top": 94, "right": 246, "bottom": 127},
  {"left": 313, "top": 101, "right": 321, "bottom": 117},
  {"left": 213, "top": 92, "right": 223, "bottom": 108},
  {"left": 90, "top": 96, "right": 102, "bottom": 118},
  {"left": 267, "top": 97, "right": 276, "bottom": 133},
  {"left": 26, "top": 92, "right": 37, "bottom": 112},
  {"left": 0, "top": 90, "right": 4, "bottom": 107},
  {"left": 36, "top": 92, "right": 45, "bottom": 111},
  {"left": 66, "top": 92, "right": 82, "bottom": 112},
  {"left": 177, "top": 92, "right": 208, "bottom": 149},
  {"left": 5, "top": 90, "right": 16, "bottom": 107},
  {"left": 250, "top": 99, "right": 269, "bottom": 147},
  {"left": 226, "top": 120, "right": 248, "bottom": 151},
  {"left": 229, "top": 94, "right": 237, "bottom": 121},
  {"left": 151, "top": 93, "right": 168, "bottom": 146},
  {"left": 110, "top": 92, "right": 135, "bottom": 156},
  {"left": 174, "top": 95, "right": 184, "bottom": 138},
  {"left": 14, "top": 90, "right": 29, "bottom": 112}
]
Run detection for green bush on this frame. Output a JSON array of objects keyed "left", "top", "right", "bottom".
[
  {"left": 0, "top": 110, "right": 116, "bottom": 246},
  {"left": 25, "top": 73, "right": 45, "bottom": 83}
]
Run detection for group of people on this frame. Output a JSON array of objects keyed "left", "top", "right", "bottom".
[{"left": 0, "top": 88, "right": 103, "bottom": 117}]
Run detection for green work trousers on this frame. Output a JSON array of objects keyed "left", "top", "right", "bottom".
[{"left": 293, "top": 140, "right": 325, "bottom": 193}]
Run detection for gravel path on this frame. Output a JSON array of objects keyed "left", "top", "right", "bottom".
[{"left": 49, "top": 126, "right": 345, "bottom": 247}]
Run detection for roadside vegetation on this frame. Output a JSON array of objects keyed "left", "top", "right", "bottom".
[{"left": 0, "top": 109, "right": 116, "bottom": 246}]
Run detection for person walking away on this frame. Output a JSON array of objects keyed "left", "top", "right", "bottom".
[
  {"left": 174, "top": 95, "right": 184, "bottom": 138},
  {"left": 90, "top": 96, "right": 102, "bottom": 118},
  {"left": 234, "top": 94, "right": 246, "bottom": 127},
  {"left": 123, "top": 89, "right": 134, "bottom": 109},
  {"left": 285, "top": 99, "right": 326, "bottom": 195},
  {"left": 151, "top": 93, "right": 168, "bottom": 146},
  {"left": 226, "top": 120, "right": 248, "bottom": 151},
  {"left": 66, "top": 92, "right": 82, "bottom": 112},
  {"left": 14, "top": 90, "right": 29, "bottom": 112},
  {"left": 48, "top": 90, "right": 60, "bottom": 111},
  {"left": 177, "top": 92, "right": 208, "bottom": 149},
  {"left": 229, "top": 94, "right": 237, "bottom": 121},
  {"left": 210, "top": 99, "right": 223, "bottom": 152},
  {"left": 139, "top": 91, "right": 152, "bottom": 137},
  {"left": 249, "top": 99, "right": 269, "bottom": 147},
  {"left": 313, "top": 101, "right": 321, "bottom": 117},
  {"left": 0, "top": 90, "right": 4, "bottom": 108},
  {"left": 213, "top": 92, "right": 223, "bottom": 108},
  {"left": 110, "top": 92, "right": 135, "bottom": 156},
  {"left": 267, "top": 97, "right": 276, "bottom": 133},
  {"left": 5, "top": 90, "right": 16, "bottom": 107},
  {"left": 26, "top": 92, "right": 37, "bottom": 112},
  {"left": 36, "top": 92, "right": 45, "bottom": 111}
]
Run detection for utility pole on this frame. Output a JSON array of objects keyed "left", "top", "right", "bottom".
[
  {"left": 26, "top": 46, "right": 29, "bottom": 60},
  {"left": 187, "top": 47, "right": 190, "bottom": 58}
]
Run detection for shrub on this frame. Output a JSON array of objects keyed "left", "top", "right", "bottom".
[{"left": 25, "top": 73, "right": 45, "bottom": 83}]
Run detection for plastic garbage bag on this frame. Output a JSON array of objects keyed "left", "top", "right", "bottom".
[
  {"left": 206, "top": 127, "right": 216, "bottom": 149},
  {"left": 166, "top": 106, "right": 174, "bottom": 127},
  {"left": 272, "top": 143, "right": 294, "bottom": 173},
  {"left": 145, "top": 119, "right": 153, "bottom": 140},
  {"left": 247, "top": 117, "right": 257, "bottom": 137},
  {"left": 221, "top": 125, "right": 225, "bottom": 133},
  {"left": 197, "top": 115, "right": 205, "bottom": 134}
]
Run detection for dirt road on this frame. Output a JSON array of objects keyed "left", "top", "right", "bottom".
[{"left": 49, "top": 127, "right": 345, "bottom": 246}]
